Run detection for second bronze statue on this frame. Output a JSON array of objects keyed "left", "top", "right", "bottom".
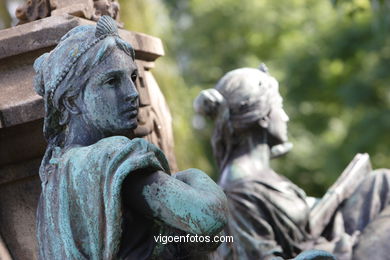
[{"left": 194, "top": 66, "right": 390, "bottom": 260}]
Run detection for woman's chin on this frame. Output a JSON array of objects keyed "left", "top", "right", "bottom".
[{"left": 108, "top": 120, "right": 138, "bottom": 136}]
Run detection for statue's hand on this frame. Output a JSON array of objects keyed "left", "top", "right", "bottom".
[
  {"left": 124, "top": 169, "right": 228, "bottom": 236},
  {"left": 168, "top": 169, "right": 228, "bottom": 234},
  {"left": 173, "top": 168, "right": 222, "bottom": 193}
]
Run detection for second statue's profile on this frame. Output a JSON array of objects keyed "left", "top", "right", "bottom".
[
  {"left": 195, "top": 66, "right": 390, "bottom": 260},
  {"left": 34, "top": 16, "right": 227, "bottom": 260}
]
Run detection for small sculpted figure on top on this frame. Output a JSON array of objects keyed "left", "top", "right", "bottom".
[
  {"left": 194, "top": 65, "right": 390, "bottom": 260},
  {"left": 34, "top": 16, "right": 227, "bottom": 260}
]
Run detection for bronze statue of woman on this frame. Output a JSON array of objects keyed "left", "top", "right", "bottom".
[
  {"left": 194, "top": 66, "right": 390, "bottom": 260},
  {"left": 34, "top": 16, "right": 227, "bottom": 260}
]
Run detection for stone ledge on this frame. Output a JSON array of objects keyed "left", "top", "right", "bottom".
[{"left": 0, "top": 14, "right": 164, "bottom": 61}]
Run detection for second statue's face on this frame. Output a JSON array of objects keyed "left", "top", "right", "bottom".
[
  {"left": 267, "top": 92, "right": 289, "bottom": 143},
  {"left": 81, "top": 48, "right": 139, "bottom": 135}
]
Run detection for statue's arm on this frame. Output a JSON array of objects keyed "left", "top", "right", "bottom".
[{"left": 123, "top": 168, "right": 228, "bottom": 236}]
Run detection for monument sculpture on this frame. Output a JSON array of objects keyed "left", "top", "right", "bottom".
[
  {"left": 194, "top": 66, "right": 390, "bottom": 260},
  {"left": 33, "top": 16, "right": 227, "bottom": 259},
  {"left": 0, "top": 1, "right": 178, "bottom": 258}
]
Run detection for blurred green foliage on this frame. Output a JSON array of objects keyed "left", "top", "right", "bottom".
[
  {"left": 1, "top": 0, "right": 387, "bottom": 196},
  {"left": 119, "top": 0, "right": 389, "bottom": 197},
  {"left": 119, "top": 0, "right": 216, "bottom": 175}
]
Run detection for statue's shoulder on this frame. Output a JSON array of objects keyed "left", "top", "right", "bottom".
[
  {"left": 52, "top": 136, "right": 165, "bottom": 184},
  {"left": 61, "top": 136, "right": 168, "bottom": 175},
  {"left": 64, "top": 136, "right": 129, "bottom": 156},
  {"left": 94, "top": 136, "right": 157, "bottom": 149},
  {"left": 62, "top": 136, "right": 152, "bottom": 166}
]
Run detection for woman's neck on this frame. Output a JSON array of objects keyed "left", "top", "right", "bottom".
[
  {"left": 219, "top": 131, "right": 271, "bottom": 186},
  {"left": 231, "top": 130, "right": 271, "bottom": 169},
  {"left": 63, "top": 115, "right": 106, "bottom": 148}
]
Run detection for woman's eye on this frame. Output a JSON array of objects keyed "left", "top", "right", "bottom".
[
  {"left": 131, "top": 73, "right": 137, "bottom": 82},
  {"left": 105, "top": 77, "right": 118, "bottom": 86}
]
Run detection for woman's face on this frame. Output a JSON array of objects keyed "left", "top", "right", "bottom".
[
  {"left": 81, "top": 48, "right": 139, "bottom": 135},
  {"left": 267, "top": 93, "right": 289, "bottom": 143}
]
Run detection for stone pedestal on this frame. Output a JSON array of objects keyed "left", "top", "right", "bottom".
[{"left": 0, "top": 14, "right": 177, "bottom": 259}]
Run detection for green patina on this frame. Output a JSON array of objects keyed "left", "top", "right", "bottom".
[
  {"left": 143, "top": 169, "right": 226, "bottom": 235},
  {"left": 33, "top": 16, "right": 227, "bottom": 259}
]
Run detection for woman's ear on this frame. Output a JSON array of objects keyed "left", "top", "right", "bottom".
[
  {"left": 259, "top": 116, "right": 269, "bottom": 128},
  {"left": 63, "top": 95, "right": 81, "bottom": 115}
]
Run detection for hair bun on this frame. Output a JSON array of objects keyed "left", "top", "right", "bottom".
[
  {"left": 194, "top": 88, "right": 226, "bottom": 119},
  {"left": 33, "top": 53, "right": 49, "bottom": 97}
]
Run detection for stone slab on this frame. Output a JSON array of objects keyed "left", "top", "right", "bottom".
[
  {"left": 0, "top": 14, "right": 164, "bottom": 61},
  {"left": 0, "top": 168, "right": 41, "bottom": 260}
]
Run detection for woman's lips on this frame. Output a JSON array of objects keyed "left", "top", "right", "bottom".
[{"left": 122, "top": 108, "right": 138, "bottom": 118}]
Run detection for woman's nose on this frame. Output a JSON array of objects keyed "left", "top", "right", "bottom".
[
  {"left": 123, "top": 79, "right": 139, "bottom": 102},
  {"left": 125, "top": 91, "right": 139, "bottom": 105}
]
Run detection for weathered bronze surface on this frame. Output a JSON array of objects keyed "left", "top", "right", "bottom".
[
  {"left": 0, "top": 7, "right": 177, "bottom": 258},
  {"left": 33, "top": 16, "right": 227, "bottom": 259},
  {"left": 195, "top": 66, "right": 390, "bottom": 260}
]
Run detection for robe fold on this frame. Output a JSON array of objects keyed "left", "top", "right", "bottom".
[{"left": 37, "top": 137, "right": 170, "bottom": 260}]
